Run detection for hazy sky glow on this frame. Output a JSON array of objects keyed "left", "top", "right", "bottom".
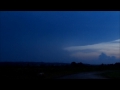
[
  {"left": 0, "top": 11, "right": 120, "bottom": 64},
  {"left": 64, "top": 39, "right": 120, "bottom": 60}
]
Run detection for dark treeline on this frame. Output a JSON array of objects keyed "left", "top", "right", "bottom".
[{"left": 0, "top": 62, "right": 120, "bottom": 79}]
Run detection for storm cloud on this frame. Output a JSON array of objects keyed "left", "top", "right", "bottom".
[{"left": 64, "top": 39, "right": 120, "bottom": 60}]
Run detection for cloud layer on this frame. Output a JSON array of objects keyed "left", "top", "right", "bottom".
[{"left": 64, "top": 39, "right": 120, "bottom": 60}]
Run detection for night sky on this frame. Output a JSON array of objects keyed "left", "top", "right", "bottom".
[{"left": 0, "top": 11, "right": 120, "bottom": 64}]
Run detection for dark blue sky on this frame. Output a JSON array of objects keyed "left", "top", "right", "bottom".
[{"left": 0, "top": 11, "right": 120, "bottom": 64}]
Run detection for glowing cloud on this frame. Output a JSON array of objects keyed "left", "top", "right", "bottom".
[{"left": 64, "top": 39, "right": 120, "bottom": 60}]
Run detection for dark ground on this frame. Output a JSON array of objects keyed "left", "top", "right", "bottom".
[
  {"left": 0, "top": 62, "right": 120, "bottom": 79},
  {"left": 98, "top": 70, "right": 120, "bottom": 79},
  {"left": 58, "top": 71, "right": 109, "bottom": 79}
]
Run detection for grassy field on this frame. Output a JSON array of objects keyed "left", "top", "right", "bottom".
[{"left": 99, "top": 70, "right": 120, "bottom": 79}]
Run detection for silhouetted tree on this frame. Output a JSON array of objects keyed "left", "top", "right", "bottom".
[
  {"left": 71, "top": 62, "right": 77, "bottom": 66},
  {"left": 78, "top": 62, "right": 83, "bottom": 65}
]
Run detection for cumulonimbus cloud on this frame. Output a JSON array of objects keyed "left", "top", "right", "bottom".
[{"left": 64, "top": 39, "right": 120, "bottom": 60}]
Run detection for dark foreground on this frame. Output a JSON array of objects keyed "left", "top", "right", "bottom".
[
  {"left": 99, "top": 70, "right": 120, "bottom": 79},
  {"left": 58, "top": 71, "right": 109, "bottom": 79},
  {"left": 0, "top": 62, "right": 120, "bottom": 79}
]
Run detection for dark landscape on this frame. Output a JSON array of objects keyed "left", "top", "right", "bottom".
[
  {"left": 0, "top": 62, "right": 120, "bottom": 79},
  {"left": 0, "top": 11, "right": 120, "bottom": 79}
]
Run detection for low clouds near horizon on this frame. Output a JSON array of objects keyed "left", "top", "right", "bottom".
[{"left": 64, "top": 39, "right": 120, "bottom": 61}]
